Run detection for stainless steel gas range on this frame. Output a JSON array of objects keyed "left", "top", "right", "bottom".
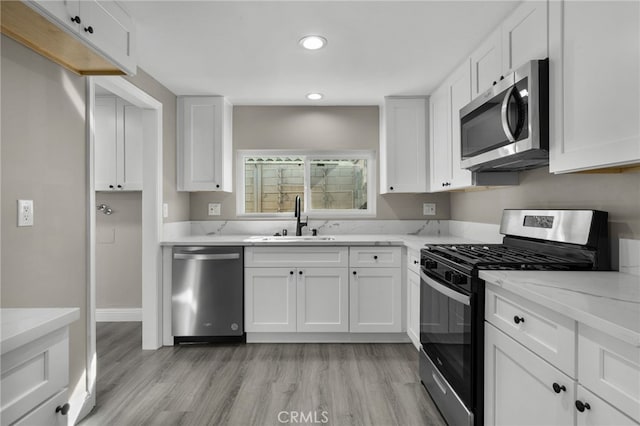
[{"left": 419, "top": 209, "right": 610, "bottom": 426}]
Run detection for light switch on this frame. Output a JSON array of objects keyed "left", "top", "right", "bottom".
[
  {"left": 423, "top": 203, "right": 436, "bottom": 216},
  {"left": 208, "top": 203, "right": 221, "bottom": 216},
  {"left": 18, "top": 199, "right": 34, "bottom": 226}
]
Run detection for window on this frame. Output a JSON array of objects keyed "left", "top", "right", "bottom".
[{"left": 237, "top": 150, "right": 376, "bottom": 217}]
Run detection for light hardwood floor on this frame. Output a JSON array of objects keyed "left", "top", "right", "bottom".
[{"left": 80, "top": 323, "right": 445, "bottom": 426}]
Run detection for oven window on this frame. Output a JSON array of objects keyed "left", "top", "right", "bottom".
[{"left": 420, "top": 274, "right": 472, "bottom": 407}]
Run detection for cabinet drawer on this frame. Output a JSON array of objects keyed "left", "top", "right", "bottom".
[
  {"left": 1, "top": 327, "right": 69, "bottom": 425},
  {"left": 578, "top": 325, "right": 640, "bottom": 423},
  {"left": 407, "top": 248, "right": 421, "bottom": 274},
  {"left": 13, "top": 389, "right": 68, "bottom": 426},
  {"left": 485, "top": 286, "right": 576, "bottom": 377},
  {"left": 349, "top": 247, "right": 401, "bottom": 268},
  {"left": 245, "top": 246, "right": 348, "bottom": 268}
]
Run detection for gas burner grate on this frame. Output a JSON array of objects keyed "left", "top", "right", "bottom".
[{"left": 423, "top": 244, "right": 593, "bottom": 270}]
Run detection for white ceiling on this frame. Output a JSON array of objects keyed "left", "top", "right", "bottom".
[{"left": 125, "top": 1, "right": 520, "bottom": 105}]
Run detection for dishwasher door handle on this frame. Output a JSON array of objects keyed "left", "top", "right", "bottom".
[{"left": 173, "top": 253, "right": 241, "bottom": 261}]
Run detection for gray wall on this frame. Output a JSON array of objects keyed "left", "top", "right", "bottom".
[
  {"left": 95, "top": 192, "right": 142, "bottom": 309},
  {"left": 190, "top": 106, "right": 450, "bottom": 220},
  {"left": 124, "top": 69, "right": 189, "bottom": 223},
  {"left": 450, "top": 167, "right": 640, "bottom": 266},
  {"left": 1, "top": 35, "right": 87, "bottom": 393}
]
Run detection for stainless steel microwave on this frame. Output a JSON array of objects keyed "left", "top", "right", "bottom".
[{"left": 460, "top": 59, "right": 549, "bottom": 172}]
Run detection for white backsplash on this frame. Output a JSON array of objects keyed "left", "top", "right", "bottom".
[
  {"left": 189, "top": 219, "right": 447, "bottom": 237},
  {"left": 448, "top": 220, "right": 503, "bottom": 244},
  {"left": 163, "top": 221, "right": 191, "bottom": 239},
  {"left": 619, "top": 238, "right": 640, "bottom": 276}
]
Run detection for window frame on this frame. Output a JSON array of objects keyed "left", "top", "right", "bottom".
[{"left": 236, "top": 149, "right": 377, "bottom": 218}]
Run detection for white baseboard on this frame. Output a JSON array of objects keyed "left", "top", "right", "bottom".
[
  {"left": 96, "top": 308, "right": 142, "bottom": 322},
  {"left": 246, "top": 332, "right": 411, "bottom": 343}
]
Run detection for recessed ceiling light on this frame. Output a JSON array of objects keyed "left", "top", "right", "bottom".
[
  {"left": 306, "top": 93, "right": 324, "bottom": 101},
  {"left": 299, "top": 35, "right": 327, "bottom": 50}
]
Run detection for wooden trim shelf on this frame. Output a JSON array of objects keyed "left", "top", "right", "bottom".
[{"left": 1, "top": 1, "right": 124, "bottom": 76}]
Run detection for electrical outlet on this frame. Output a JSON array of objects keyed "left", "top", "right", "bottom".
[
  {"left": 18, "top": 200, "right": 34, "bottom": 226},
  {"left": 423, "top": 203, "right": 436, "bottom": 216},
  {"left": 208, "top": 203, "right": 221, "bottom": 216},
  {"left": 163, "top": 203, "right": 169, "bottom": 218}
]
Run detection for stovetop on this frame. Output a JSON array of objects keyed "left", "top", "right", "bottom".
[{"left": 422, "top": 243, "right": 594, "bottom": 273}]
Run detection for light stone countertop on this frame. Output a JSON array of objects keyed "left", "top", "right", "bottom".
[
  {"left": 161, "top": 234, "right": 477, "bottom": 250},
  {"left": 480, "top": 270, "right": 640, "bottom": 347},
  {"left": 1, "top": 308, "right": 80, "bottom": 354}
]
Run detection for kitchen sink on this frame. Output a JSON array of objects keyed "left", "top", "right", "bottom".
[{"left": 246, "top": 235, "right": 336, "bottom": 242}]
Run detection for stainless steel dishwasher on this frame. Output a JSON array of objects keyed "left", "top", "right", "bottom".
[{"left": 172, "top": 246, "right": 244, "bottom": 343}]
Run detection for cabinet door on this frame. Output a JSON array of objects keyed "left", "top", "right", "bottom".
[
  {"left": 13, "top": 389, "right": 68, "bottom": 426},
  {"left": 576, "top": 385, "right": 639, "bottom": 426},
  {"left": 94, "top": 96, "right": 117, "bottom": 191},
  {"left": 79, "top": 0, "right": 136, "bottom": 74},
  {"left": 407, "top": 269, "right": 420, "bottom": 349},
  {"left": 29, "top": 0, "right": 80, "bottom": 32},
  {"left": 177, "top": 96, "right": 232, "bottom": 191},
  {"left": 381, "top": 97, "right": 428, "bottom": 193},
  {"left": 297, "top": 268, "right": 349, "bottom": 332},
  {"left": 485, "top": 323, "right": 575, "bottom": 426},
  {"left": 502, "top": 0, "right": 548, "bottom": 74},
  {"left": 245, "top": 268, "right": 296, "bottom": 332},
  {"left": 470, "top": 29, "right": 502, "bottom": 99},
  {"left": 449, "top": 59, "right": 473, "bottom": 189},
  {"left": 549, "top": 1, "right": 640, "bottom": 173},
  {"left": 429, "top": 83, "right": 451, "bottom": 191},
  {"left": 118, "top": 101, "right": 143, "bottom": 190},
  {"left": 349, "top": 267, "right": 401, "bottom": 333}
]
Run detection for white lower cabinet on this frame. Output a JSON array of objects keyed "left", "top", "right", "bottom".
[
  {"left": 245, "top": 267, "right": 297, "bottom": 332},
  {"left": 484, "top": 323, "right": 575, "bottom": 426},
  {"left": 406, "top": 269, "right": 421, "bottom": 349},
  {"left": 244, "top": 247, "right": 349, "bottom": 333},
  {"left": 297, "top": 267, "right": 349, "bottom": 333},
  {"left": 576, "top": 385, "right": 639, "bottom": 426},
  {"left": 349, "top": 267, "right": 401, "bottom": 333},
  {"left": 484, "top": 283, "right": 640, "bottom": 426}
]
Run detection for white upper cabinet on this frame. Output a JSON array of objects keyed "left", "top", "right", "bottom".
[
  {"left": 95, "top": 96, "right": 143, "bottom": 191},
  {"left": 177, "top": 96, "right": 233, "bottom": 192},
  {"left": 469, "top": 1, "right": 548, "bottom": 101},
  {"left": 549, "top": 0, "right": 640, "bottom": 173},
  {"left": 429, "top": 59, "right": 473, "bottom": 192},
  {"left": 470, "top": 29, "right": 503, "bottom": 99},
  {"left": 26, "top": 0, "right": 137, "bottom": 75},
  {"left": 501, "top": 0, "right": 548, "bottom": 74},
  {"left": 380, "top": 97, "right": 429, "bottom": 193}
]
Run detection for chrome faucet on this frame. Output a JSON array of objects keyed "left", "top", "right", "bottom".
[{"left": 294, "top": 195, "right": 308, "bottom": 236}]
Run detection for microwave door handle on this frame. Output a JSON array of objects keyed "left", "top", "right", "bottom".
[{"left": 501, "top": 85, "right": 517, "bottom": 143}]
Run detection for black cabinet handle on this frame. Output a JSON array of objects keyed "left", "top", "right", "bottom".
[
  {"left": 413, "top": 260, "right": 419, "bottom": 264},
  {"left": 56, "top": 403, "right": 70, "bottom": 416},
  {"left": 84, "top": 26, "right": 94, "bottom": 34},
  {"left": 373, "top": 255, "right": 378, "bottom": 260},
  {"left": 117, "top": 184, "right": 122, "bottom": 189},
  {"left": 290, "top": 271, "right": 294, "bottom": 275},
  {"left": 389, "top": 186, "right": 394, "bottom": 191},
  {"left": 70, "top": 16, "right": 81, "bottom": 24},
  {"left": 493, "top": 81, "right": 497, "bottom": 86},
  {"left": 575, "top": 400, "right": 591, "bottom": 412},
  {"left": 552, "top": 383, "right": 566, "bottom": 393},
  {"left": 216, "top": 184, "right": 220, "bottom": 188},
  {"left": 109, "top": 185, "right": 114, "bottom": 189},
  {"left": 352, "top": 271, "right": 357, "bottom": 275},
  {"left": 500, "top": 75, "right": 505, "bottom": 81},
  {"left": 513, "top": 315, "right": 525, "bottom": 324},
  {"left": 298, "top": 270, "right": 303, "bottom": 275}
]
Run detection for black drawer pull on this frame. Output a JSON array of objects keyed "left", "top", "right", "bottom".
[
  {"left": 56, "top": 403, "right": 70, "bottom": 416},
  {"left": 513, "top": 315, "right": 525, "bottom": 324},
  {"left": 552, "top": 383, "right": 566, "bottom": 393},
  {"left": 575, "top": 400, "right": 591, "bottom": 412}
]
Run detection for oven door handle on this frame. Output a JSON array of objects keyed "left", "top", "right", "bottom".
[{"left": 421, "top": 271, "right": 470, "bottom": 306}]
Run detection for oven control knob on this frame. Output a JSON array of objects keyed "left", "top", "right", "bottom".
[
  {"left": 450, "top": 273, "right": 466, "bottom": 285},
  {"left": 422, "top": 260, "right": 437, "bottom": 270}
]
